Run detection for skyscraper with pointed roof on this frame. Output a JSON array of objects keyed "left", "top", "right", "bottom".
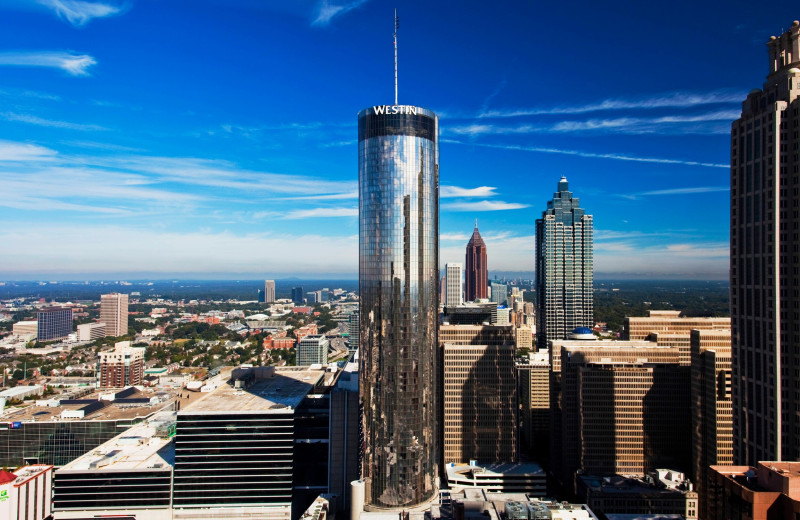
[
  {"left": 465, "top": 223, "right": 488, "bottom": 302},
  {"left": 535, "top": 177, "right": 593, "bottom": 349}
]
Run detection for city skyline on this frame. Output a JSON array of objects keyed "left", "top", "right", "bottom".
[{"left": 1, "top": 1, "right": 798, "bottom": 279}]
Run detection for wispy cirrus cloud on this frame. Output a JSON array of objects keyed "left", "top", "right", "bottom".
[
  {"left": 478, "top": 90, "right": 745, "bottom": 118},
  {"left": 443, "top": 139, "right": 730, "bottom": 169},
  {"left": 442, "top": 200, "right": 530, "bottom": 212},
  {"left": 639, "top": 186, "right": 729, "bottom": 196},
  {"left": 312, "top": 0, "right": 368, "bottom": 27},
  {"left": 0, "top": 140, "right": 58, "bottom": 162},
  {"left": 0, "top": 51, "right": 97, "bottom": 76},
  {"left": 282, "top": 207, "right": 358, "bottom": 219},
  {"left": 282, "top": 191, "right": 358, "bottom": 201},
  {"left": 37, "top": 0, "right": 125, "bottom": 27},
  {"left": 2, "top": 112, "right": 108, "bottom": 131},
  {"left": 440, "top": 185, "right": 498, "bottom": 198},
  {"left": 447, "top": 110, "right": 739, "bottom": 136}
]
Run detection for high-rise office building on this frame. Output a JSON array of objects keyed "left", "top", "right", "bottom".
[
  {"left": 550, "top": 340, "right": 689, "bottom": 490},
  {"left": 623, "top": 310, "right": 731, "bottom": 365},
  {"left": 100, "top": 293, "right": 128, "bottom": 338},
  {"left": 37, "top": 307, "right": 73, "bottom": 341},
  {"left": 347, "top": 311, "right": 359, "bottom": 351},
  {"left": 440, "top": 323, "right": 517, "bottom": 464},
  {"left": 443, "top": 343, "right": 517, "bottom": 464},
  {"left": 690, "top": 329, "right": 732, "bottom": 519},
  {"left": 264, "top": 280, "right": 276, "bottom": 303},
  {"left": 358, "top": 103, "right": 439, "bottom": 507},
  {"left": 517, "top": 350, "right": 550, "bottom": 455},
  {"left": 296, "top": 334, "right": 329, "bottom": 366},
  {"left": 445, "top": 263, "right": 463, "bottom": 307},
  {"left": 291, "top": 286, "right": 304, "bottom": 304},
  {"left": 535, "top": 177, "right": 593, "bottom": 349},
  {"left": 731, "top": 21, "right": 800, "bottom": 465},
  {"left": 465, "top": 224, "right": 488, "bottom": 302},
  {"left": 491, "top": 281, "right": 508, "bottom": 307}
]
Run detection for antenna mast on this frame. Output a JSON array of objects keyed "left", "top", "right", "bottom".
[{"left": 394, "top": 9, "right": 399, "bottom": 105}]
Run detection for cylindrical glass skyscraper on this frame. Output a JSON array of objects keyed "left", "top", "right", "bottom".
[{"left": 358, "top": 104, "right": 439, "bottom": 508}]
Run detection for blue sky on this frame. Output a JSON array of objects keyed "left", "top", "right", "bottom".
[{"left": 0, "top": 0, "right": 795, "bottom": 280}]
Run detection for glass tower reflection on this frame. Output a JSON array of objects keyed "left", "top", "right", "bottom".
[{"left": 358, "top": 105, "right": 439, "bottom": 508}]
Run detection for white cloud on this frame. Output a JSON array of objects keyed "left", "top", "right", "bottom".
[
  {"left": 446, "top": 110, "right": 739, "bottom": 136},
  {"left": 282, "top": 191, "right": 358, "bottom": 201},
  {"left": 37, "top": 0, "right": 124, "bottom": 27},
  {"left": 2, "top": 112, "right": 107, "bottom": 131},
  {"left": 0, "top": 51, "right": 97, "bottom": 76},
  {"left": 0, "top": 226, "right": 359, "bottom": 277},
  {"left": 283, "top": 207, "right": 358, "bottom": 219},
  {"left": 594, "top": 241, "right": 729, "bottom": 278},
  {"left": 639, "top": 186, "right": 730, "bottom": 196},
  {"left": 0, "top": 140, "right": 58, "bottom": 161},
  {"left": 442, "top": 200, "right": 530, "bottom": 212},
  {"left": 478, "top": 90, "right": 745, "bottom": 118},
  {"left": 440, "top": 232, "right": 470, "bottom": 241},
  {"left": 312, "top": 0, "right": 368, "bottom": 26},
  {"left": 443, "top": 139, "right": 730, "bottom": 169},
  {"left": 440, "top": 185, "right": 498, "bottom": 198}
]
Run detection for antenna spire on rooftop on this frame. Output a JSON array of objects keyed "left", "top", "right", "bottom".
[{"left": 394, "top": 9, "right": 399, "bottom": 105}]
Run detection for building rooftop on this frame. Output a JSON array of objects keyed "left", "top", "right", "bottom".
[
  {"left": 1, "top": 387, "right": 178, "bottom": 422},
  {"left": 57, "top": 410, "right": 175, "bottom": 473},
  {"left": 181, "top": 366, "right": 326, "bottom": 414},
  {"left": 448, "top": 462, "right": 546, "bottom": 478}
]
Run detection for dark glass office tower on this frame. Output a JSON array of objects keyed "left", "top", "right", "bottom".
[
  {"left": 358, "top": 104, "right": 439, "bottom": 508},
  {"left": 535, "top": 177, "right": 593, "bottom": 349}
]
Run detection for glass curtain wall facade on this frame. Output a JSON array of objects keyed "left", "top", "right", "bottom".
[
  {"left": 535, "top": 177, "right": 593, "bottom": 349},
  {"left": 358, "top": 105, "right": 439, "bottom": 508}
]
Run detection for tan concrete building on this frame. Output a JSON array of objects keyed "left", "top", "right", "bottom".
[
  {"left": 622, "top": 310, "right": 730, "bottom": 365},
  {"left": 97, "top": 341, "right": 144, "bottom": 388},
  {"left": 517, "top": 350, "right": 549, "bottom": 455},
  {"left": 690, "top": 328, "right": 732, "bottom": 518},
  {"left": 515, "top": 324, "right": 533, "bottom": 351},
  {"left": 12, "top": 320, "right": 38, "bottom": 338},
  {"left": 100, "top": 293, "right": 129, "bottom": 337},
  {"left": 706, "top": 462, "right": 800, "bottom": 519},
  {"left": 550, "top": 340, "right": 690, "bottom": 489},
  {"left": 77, "top": 322, "right": 106, "bottom": 342},
  {"left": 440, "top": 323, "right": 517, "bottom": 464}
]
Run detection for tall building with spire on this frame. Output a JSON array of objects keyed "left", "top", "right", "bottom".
[
  {"left": 535, "top": 177, "right": 593, "bottom": 348},
  {"left": 465, "top": 223, "right": 488, "bottom": 302},
  {"left": 731, "top": 20, "right": 800, "bottom": 465},
  {"left": 358, "top": 102, "right": 439, "bottom": 507}
]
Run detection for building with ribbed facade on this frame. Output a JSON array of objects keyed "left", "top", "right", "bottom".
[
  {"left": 440, "top": 323, "right": 516, "bottom": 464},
  {"left": 690, "top": 328, "right": 732, "bottom": 519},
  {"left": 550, "top": 340, "right": 689, "bottom": 490},
  {"left": 358, "top": 103, "right": 439, "bottom": 508},
  {"left": 517, "top": 350, "right": 550, "bottom": 455},
  {"left": 445, "top": 262, "right": 464, "bottom": 307},
  {"left": 535, "top": 177, "right": 593, "bottom": 349},
  {"left": 100, "top": 293, "right": 128, "bottom": 338},
  {"left": 465, "top": 224, "right": 488, "bottom": 302},
  {"left": 37, "top": 307, "right": 72, "bottom": 341},
  {"left": 731, "top": 20, "right": 800, "bottom": 465},
  {"left": 264, "top": 280, "right": 276, "bottom": 303},
  {"left": 296, "top": 334, "right": 329, "bottom": 366},
  {"left": 623, "top": 310, "right": 730, "bottom": 365}
]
